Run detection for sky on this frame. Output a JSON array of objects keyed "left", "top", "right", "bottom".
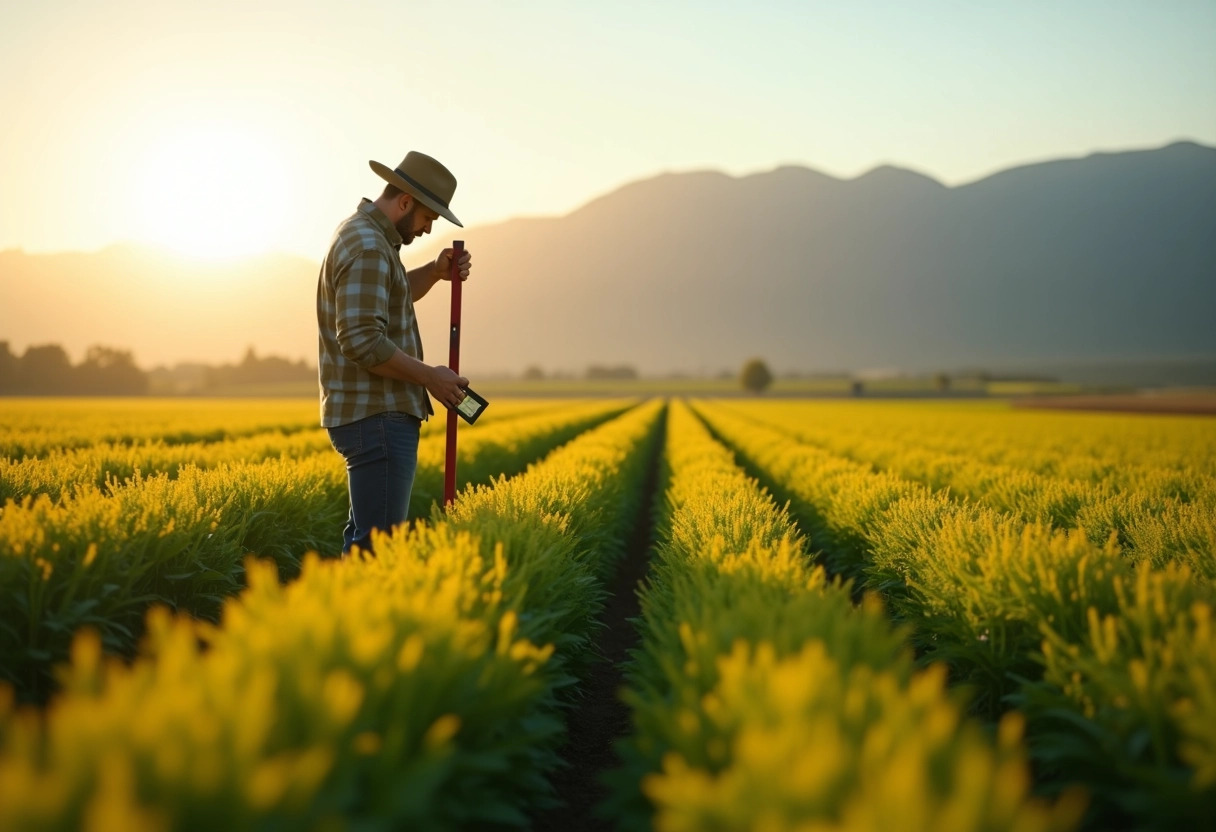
[{"left": 1, "top": 0, "right": 1214, "bottom": 259}]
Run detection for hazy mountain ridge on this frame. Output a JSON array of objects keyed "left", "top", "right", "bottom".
[
  {"left": 420, "top": 139, "right": 1215, "bottom": 373},
  {"left": 2, "top": 140, "right": 1213, "bottom": 374}
]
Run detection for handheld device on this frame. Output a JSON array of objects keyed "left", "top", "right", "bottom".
[{"left": 454, "top": 386, "right": 489, "bottom": 425}]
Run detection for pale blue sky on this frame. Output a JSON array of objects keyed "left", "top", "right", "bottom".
[{"left": 1, "top": 0, "right": 1213, "bottom": 257}]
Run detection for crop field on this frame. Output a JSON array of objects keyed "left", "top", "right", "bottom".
[{"left": 0, "top": 396, "right": 1213, "bottom": 831}]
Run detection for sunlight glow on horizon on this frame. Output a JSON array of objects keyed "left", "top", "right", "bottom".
[{"left": 127, "top": 122, "right": 297, "bottom": 259}]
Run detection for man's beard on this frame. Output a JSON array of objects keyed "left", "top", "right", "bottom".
[{"left": 395, "top": 204, "right": 418, "bottom": 245}]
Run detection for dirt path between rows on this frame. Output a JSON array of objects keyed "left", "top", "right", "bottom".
[{"left": 531, "top": 420, "right": 664, "bottom": 831}]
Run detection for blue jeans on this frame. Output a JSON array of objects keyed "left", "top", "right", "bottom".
[{"left": 327, "top": 411, "right": 422, "bottom": 555}]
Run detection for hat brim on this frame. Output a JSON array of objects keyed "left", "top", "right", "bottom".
[{"left": 369, "top": 160, "right": 463, "bottom": 227}]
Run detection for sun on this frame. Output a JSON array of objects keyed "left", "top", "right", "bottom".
[{"left": 128, "top": 122, "right": 292, "bottom": 259}]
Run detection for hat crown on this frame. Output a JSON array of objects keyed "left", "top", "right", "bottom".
[
  {"left": 395, "top": 151, "right": 456, "bottom": 204},
  {"left": 369, "top": 150, "right": 462, "bottom": 226}
]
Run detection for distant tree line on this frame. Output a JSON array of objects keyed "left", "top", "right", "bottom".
[
  {"left": 201, "top": 347, "right": 315, "bottom": 388},
  {"left": 585, "top": 364, "right": 639, "bottom": 380},
  {"left": 0, "top": 342, "right": 147, "bottom": 395},
  {"left": 0, "top": 342, "right": 318, "bottom": 396},
  {"left": 522, "top": 364, "right": 641, "bottom": 381}
]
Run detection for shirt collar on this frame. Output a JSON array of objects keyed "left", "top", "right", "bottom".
[{"left": 358, "top": 198, "right": 404, "bottom": 250}]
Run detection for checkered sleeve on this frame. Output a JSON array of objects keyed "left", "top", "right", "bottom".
[{"left": 333, "top": 248, "right": 400, "bottom": 368}]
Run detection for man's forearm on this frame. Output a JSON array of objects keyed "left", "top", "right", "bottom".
[
  {"left": 368, "top": 348, "right": 433, "bottom": 386},
  {"left": 367, "top": 347, "right": 470, "bottom": 410},
  {"left": 406, "top": 263, "right": 440, "bottom": 301}
]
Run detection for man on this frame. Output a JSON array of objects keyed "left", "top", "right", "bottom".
[{"left": 317, "top": 150, "right": 472, "bottom": 556}]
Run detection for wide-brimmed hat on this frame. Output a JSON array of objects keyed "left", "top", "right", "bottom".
[{"left": 369, "top": 151, "right": 463, "bottom": 227}]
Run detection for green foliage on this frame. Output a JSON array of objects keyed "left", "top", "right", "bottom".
[
  {"left": 0, "top": 401, "right": 665, "bottom": 830},
  {"left": 0, "top": 400, "right": 631, "bottom": 703},
  {"left": 608, "top": 401, "right": 1082, "bottom": 831},
  {"left": 720, "top": 400, "right": 1216, "bottom": 577},
  {"left": 2, "top": 395, "right": 1213, "bottom": 829},
  {"left": 694, "top": 399, "right": 1216, "bottom": 828}
]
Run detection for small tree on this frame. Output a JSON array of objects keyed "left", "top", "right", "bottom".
[{"left": 740, "top": 358, "right": 773, "bottom": 394}]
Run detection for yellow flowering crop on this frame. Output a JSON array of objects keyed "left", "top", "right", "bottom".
[
  {"left": 0, "top": 399, "right": 631, "bottom": 704},
  {"left": 709, "top": 399, "right": 1216, "bottom": 576},
  {"left": 612, "top": 401, "right": 1082, "bottom": 831},
  {"left": 693, "top": 399, "right": 1216, "bottom": 828},
  {"left": 0, "top": 400, "right": 664, "bottom": 829}
]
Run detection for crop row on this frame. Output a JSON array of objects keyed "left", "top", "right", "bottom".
[
  {"left": 0, "top": 397, "right": 576, "bottom": 462},
  {"left": 710, "top": 401, "right": 1216, "bottom": 578},
  {"left": 1, "top": 430, "right": 336, "bottom": 503},
  {"left": 608, "top": 401, "right": 1082, "bottom": 831},
  {"left": 691, "top": 400, "right": 1216, "bottom": 828},
  {"left": 723, "top": 400, "right": 1216, "bottom": 482},
  {"left": 0, "top": 400, "right": 664, "bottom": 830},
  {"left": 0, "top": 401, "right": 630, "bottom": 703},
  {"left": 0, "top": 397, "right": 599, "bottom": 501},
  {"left": 720, "top": 401, "right": 1216, "bottom": 500},
  {"left": 0, "top": 398, "right": 323, "bottom": 459}
]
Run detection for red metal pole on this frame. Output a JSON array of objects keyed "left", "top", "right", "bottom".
[{"left": 443, "top": 240, "right": 465, "bottom": 507}]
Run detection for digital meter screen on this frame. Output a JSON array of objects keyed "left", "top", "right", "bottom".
[{"left": 454, "top": 387, "right": 488, "bottom": 424}]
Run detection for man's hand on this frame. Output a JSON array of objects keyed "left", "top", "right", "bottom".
[
  {"left": 435, "top": 247, "right": 472, "bottom": 282},
  {"left": 426, "top": 365, "right": 469, "bottom": 409},
  {"left": 407, "top": 247, "right": 471, "bottom": 301}
]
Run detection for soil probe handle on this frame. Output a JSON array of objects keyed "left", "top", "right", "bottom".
[{"left": 443, "top": 240, "right": 465, "bottom": 507}]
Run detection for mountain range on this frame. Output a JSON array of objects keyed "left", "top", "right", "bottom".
[{"left": 2, "top": 140, "right": 1213, "bottom": 377}]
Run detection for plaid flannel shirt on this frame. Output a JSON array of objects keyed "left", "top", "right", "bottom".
[{"left": 317, "top": 199, "right": 433, "bottom": 427}]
